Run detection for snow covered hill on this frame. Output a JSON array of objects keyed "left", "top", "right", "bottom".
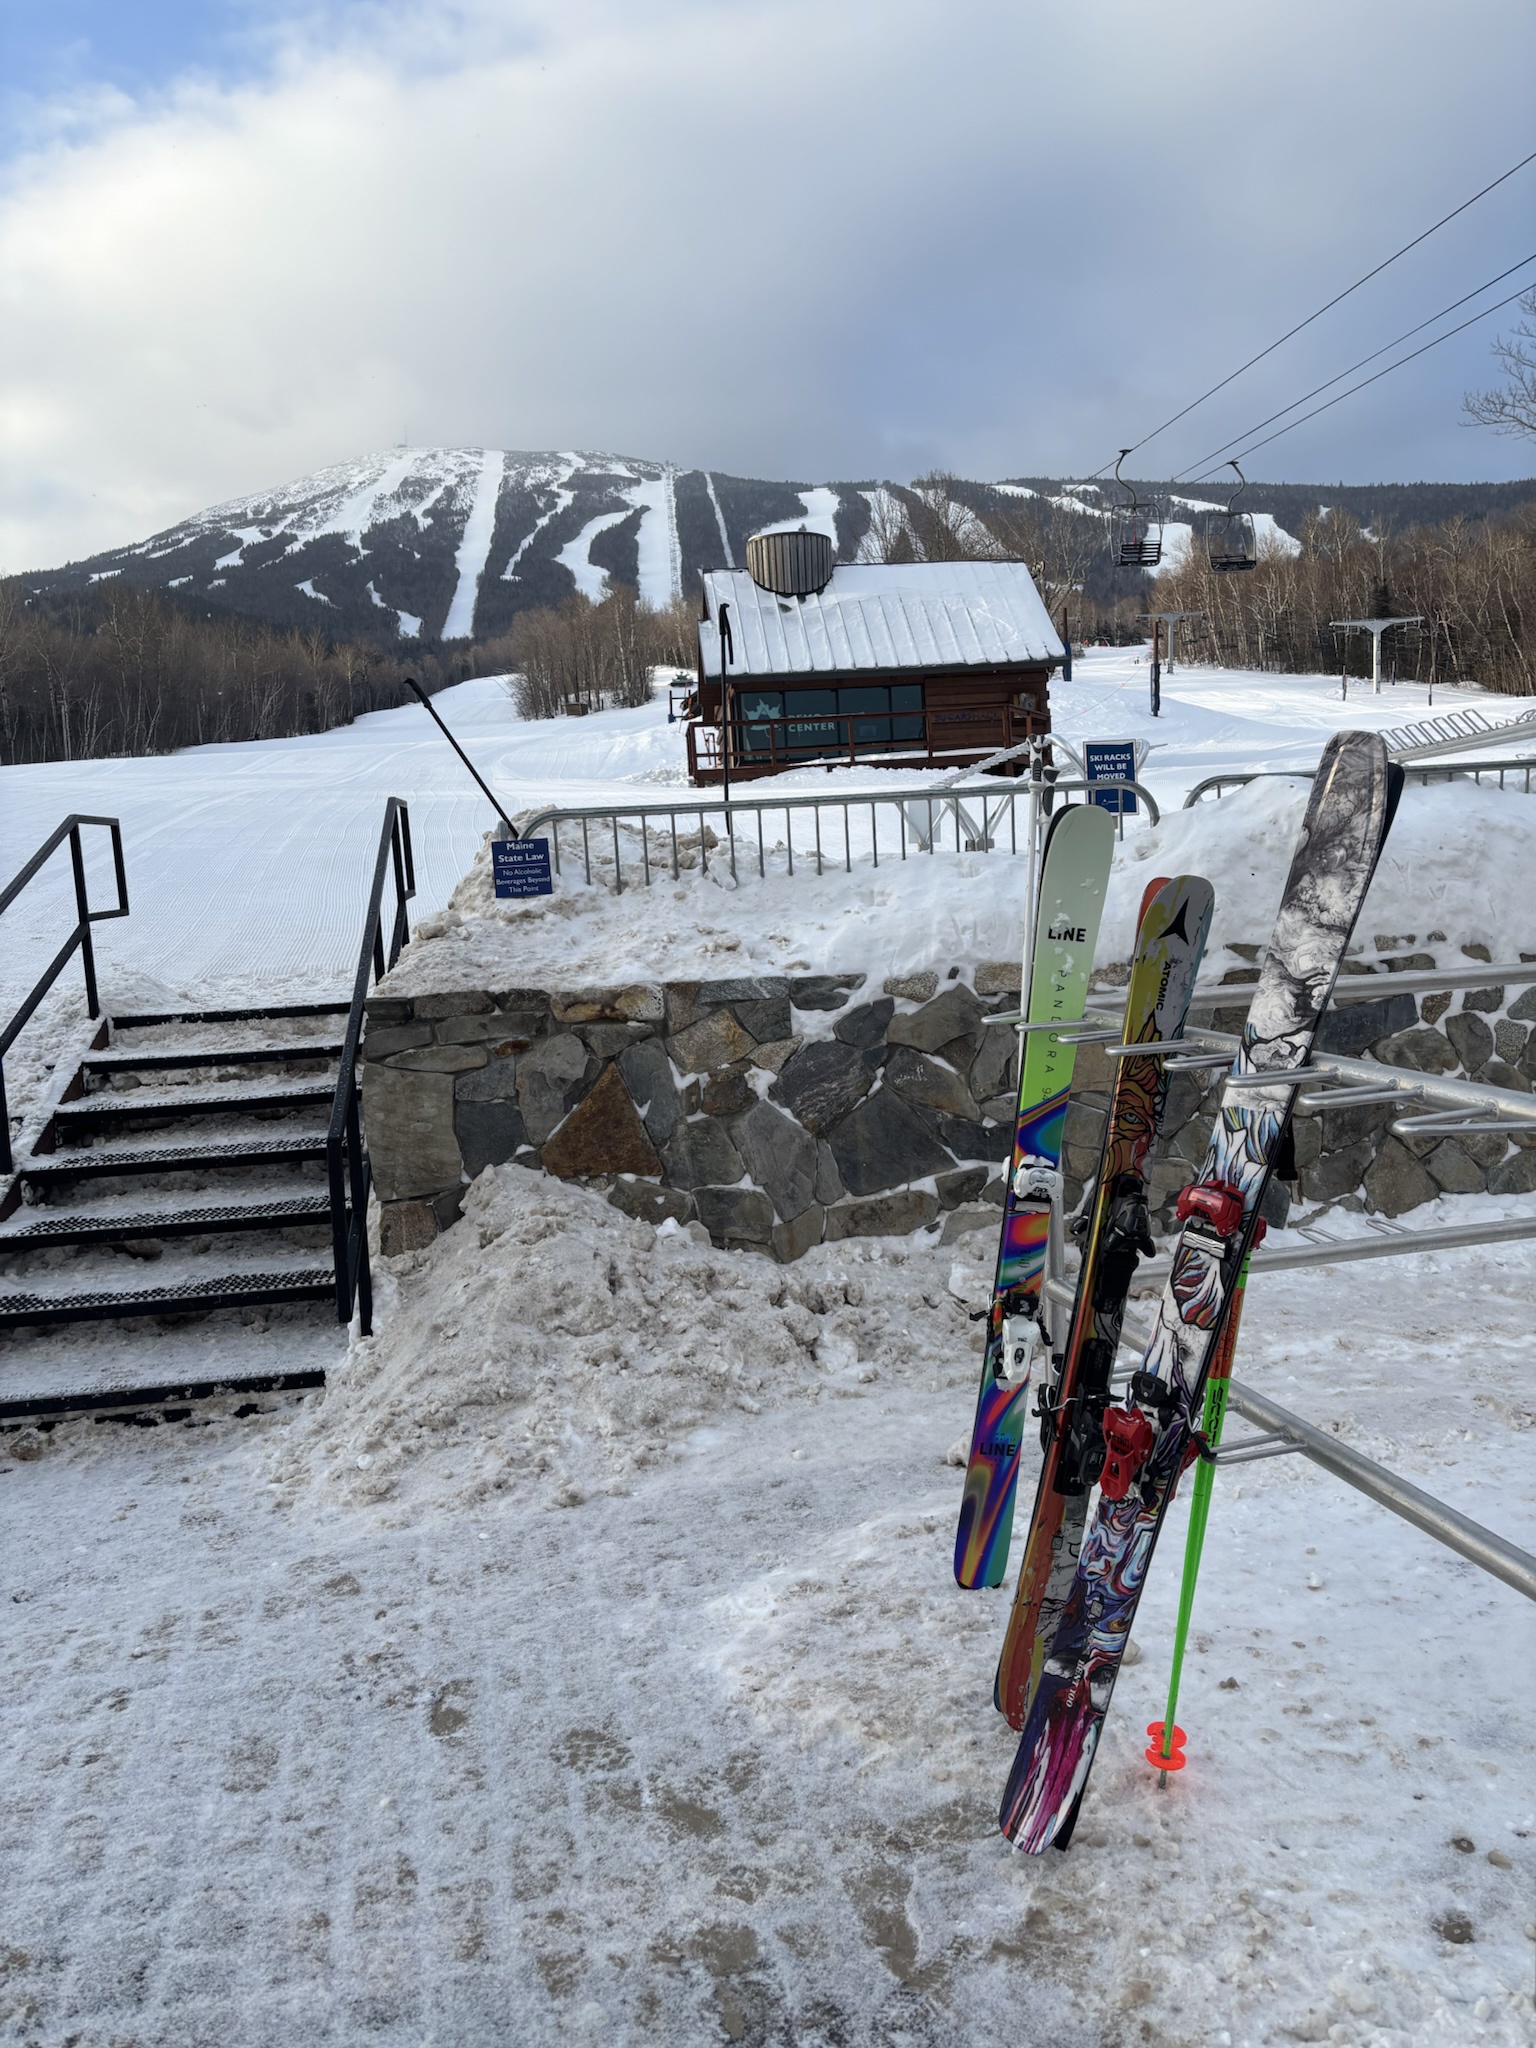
[{"left": 23, "top": 448, "right": 879, "bottom": 645}]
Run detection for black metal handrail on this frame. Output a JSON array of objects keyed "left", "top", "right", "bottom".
[
  {"left": 327, "top": 799, "right": 414, "bottom": 1333},
  {"left": 1, "top": 815, "right": 129, "bottom": 1175}
]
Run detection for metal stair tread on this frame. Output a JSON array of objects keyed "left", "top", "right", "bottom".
[
  {"left": 21, "top": 1132, "right": 331, "bottom": 1178},
  {"left": 0, "top": 1193, "right": 333, "bottom": 1247},
  {"left": 59, "top": 1081, "right": 335, "bottom": 1121},
  {"left": 84, "top": 1042, "right": 346, "bottom": 1074},
  {"left": 0, "top": 1267, "right": 335, "bottom": 1319}
]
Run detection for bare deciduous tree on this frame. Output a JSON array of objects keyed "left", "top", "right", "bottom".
[{"left": 1464, "top": 288, "right": 1536, "bottom": 441}]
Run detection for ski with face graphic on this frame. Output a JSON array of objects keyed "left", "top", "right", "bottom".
[
  {"left": 1000, "top": 731, "right": 1400, "bottom": 1854},
  {"left": 953, "top": 801, "right": 1115, "bottom": 1590},
  {"left": 993, "top": 871, "right": 1214, "bottom": 1728}
]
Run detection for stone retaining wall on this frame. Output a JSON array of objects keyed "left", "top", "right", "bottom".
[{"left": 362, "top": 937, "right": 1536, "bottom": 1259}]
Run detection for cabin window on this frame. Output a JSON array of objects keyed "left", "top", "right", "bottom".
[{"left": 736, "top": 681, "right": 927, "bottom": 759}]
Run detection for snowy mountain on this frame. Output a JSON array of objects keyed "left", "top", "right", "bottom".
[{"left": 24, "top": 449, "right": 879, "bottom": 644}]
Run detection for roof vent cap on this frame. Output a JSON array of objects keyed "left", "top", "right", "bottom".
[{"left": 745, "top": 526, "right": 833, "bottom": 597}]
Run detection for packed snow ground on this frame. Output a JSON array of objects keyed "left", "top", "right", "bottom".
[
  {"left": 2, "top": 651, "right": 1535, "bottom": 2044},
  {"left": 2, "top": 1169, "right": 1532, "bottom": 2044}
]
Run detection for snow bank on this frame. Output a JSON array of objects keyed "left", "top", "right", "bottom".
[{"left": 277, "top": 1165, "right": 975, "bottom": 1517}]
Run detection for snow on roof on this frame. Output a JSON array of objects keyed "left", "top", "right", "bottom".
[{"left": 699, "top": 559, "right": 1063, "bottom": 680}]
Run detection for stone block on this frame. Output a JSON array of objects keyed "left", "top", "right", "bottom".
[
  {"left": 669, "top": 1009, "right": 756, "bottom": 1075},
  {"left": 1420, "top": 993, "right": 1451, "bottom": 1025},
  {"left": 490, "top": 987, "right": 552, "bottom": 1013},
  {"left": 769, "top": 1040, "right": 872, "bottom": 1135},
  {"left": 885, "top": 971, "right": 941, "bottom": 1002},
  {"left": 1064, "top": 1144, "right": 1101, "bottom": 1182},
  {"left": 663, "top": 981, "right": 709, "bottom": 1033},
  {"left": 364, "top": 997, "right": 415, "bottom": 1025},
  {"left": 1385, "top": 952, "right": 1435, "bottom": 974},
  {"left": 1462, "top": 985, "right": 1504, "bottom": 1013},
  {"left": 1495, "top": 1019, "right": 1527, "bottom": 1066},
  {"left": 1444, "top": 1010, "right": 1494, "bottom": 1073},
  {"left": 697, "top": 976, "right": 790, "bottom": 1006},
  {"left": 940, "top": 1204, "right": 997, "bottom": 1246},
  {"left": 574, "top": 1022, "right": 656, "bottom": 1059},
  {"left": 661, "top": 1117, "right": 745, "bottom": 1190},
  {"left": 749, "top": 1037, "right": 801, "bottom": 1075},
  {"left": 1363, "top": 1137, "right": 1437, "bottom": 1218},
  {"left": 617, "top": 1039, "right": 683, "bottom": 1146},
  {"left": 457, "top": 1049, "right": 519, "bottom": 1103},
  {"left": 1478, "top": 1058, "right": 1530, "bottom": 1094},
  {"left": 815, "top": 1142, "right": 845, "bottom": 1207},
  {"left": 886, "top": 984, "right": 983, "bottom": 1053},
  {"left": 968, "top": 1023, "right": 1015, "bottom": 1106},
  {"left": 413, "top": 990, "right": 493, "bottom": 1019},
  {"left": 1318, "top": 1100, "right": 1390, "bottom": 1150},
  {"left": 1424, "top": 1140, "right": 1487, "bottom": 1194},
  {"left": 789, "top": 973, "right": 867, "bottom": 1012},
  {"left": 455, "top": 1097, "right": 526, "bottom": 1178},
  {"left": 730, "top": 1101, "right": 820, "bottom": 1221},
  {"left": 1314, "top": 993, "right": 1417, "bottom": 1057},
  {"left": 732, "top": 994, "right": 793, "bottom": 1043},
  {"left": 884, "top": 1047, "right": 979, "bottom": 1120},
  {"left": 1292, "top": 1117, "right": 1322, "bottom": 1171},
  {"left": 1461, "top": 942, "right": 1492, "bottom": 961},
  {"left": 1259, "top": 1178, "right": 1290, "bottom": 1230},
  {"left": 935, "top": 1114, "right": 1012, "bottom": 1162},
  {"left": 826, "top": 1092, "right": 952, "bottom": 1197},
  {"left": 834, "top": 999, "right": 895, "bottom": 1050},
  {"left": 824, "top": 1191, "right": 941, "bottom": 1241},
  {"left": 1489, "top": 1148, "right": 1536, "bottom": 1195},
  {"left": 1507, "top": 985, "right": 1536, "bottom": 1024},
  {"left": 1064, "top": 1099, "right": 1107, "bottom": 1148},
  {"left": 435, "top": 1012, "right": 539, "bottom": 1044},
  {"left": 702, "top": 1065, "right": 756, "bottom": 1118},
  {"left": 517, "top": 1032, "right": 591, "bottom": 1145},
  {"left": 384, "top": 1044, "right": 489, "bottom": 1073},
  {"left": 542, "top": 1064, "right": 662, "bottom": 1180},
  {"left": 379, "top": 1198, "right": 438, "bottom": 1255},
  {"left": 694, "top": 1184, "right": 774, "bottom": 1245},
  {"left": 771, "top": 1204, "right": 825, "bottom": 1263},
  {"left": 1148, "top": 1158, "right": 1191, "bottom": 1200},
  {"left": 364, "top": 1065, "right": 462, "bottom": 1201},
  {"left": 934, "top": 1032, "right": 981, "bottom": 1075},
  {"left": 979, "top": 1093, "right": 1016, "bottom": 1124},
  {"left": 1375, "top": 1026, "right": 1457, "bottom": 1075},
  {"left": 1173, "top": 1116, "right": 1216, "bottom": 1165},
  {"left": 1069, "top": 1040, "right": 1116, "bottom": 1096},
  {"left": 608, "top": 1178, "right": 696, "bottom": 1227},
  {"left": 1303, "top": 1139, "right": 1374, "bottom": 1204},
  {"left": 983, "top": 1172, "right": 1006, "bottom": 1205},
  {"left": 936, "top": 1166, "right": 988, "bottom": 1209},
  {"left": 552, "top": 985, "right": 664, "bottom": 1024},
  {"left": 974, "top": 961, "right": 1021, "bottom": 995},
  {"left": 363, "top": 1023, "right": 433, "bottom": 1059}
]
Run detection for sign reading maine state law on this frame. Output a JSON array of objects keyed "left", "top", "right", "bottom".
[
  {"left": 492, "top": 839, "right": 553, "bottom": 898},
  {"left": 1084, "top": 740, "right": 1138, "bottom": 815}
]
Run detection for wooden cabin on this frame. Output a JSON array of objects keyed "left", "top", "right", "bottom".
[{"left": 688, "top": 531, "right": 1059, "bottom": 784}]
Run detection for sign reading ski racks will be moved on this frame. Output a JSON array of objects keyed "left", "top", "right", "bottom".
[
  {"left": 492, "top": 839, "right": 553, "bottom": 898},
  {"left": 1084, "top": 741, "right": 1138, "bottom": 815}
]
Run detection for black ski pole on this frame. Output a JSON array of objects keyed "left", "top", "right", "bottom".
[{"left": 403, "top": 676, "right": 515, "bottom": 837}]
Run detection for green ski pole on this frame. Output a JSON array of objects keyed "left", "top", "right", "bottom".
[{"left": 1146, "top": 1232, "right": 1261, "bottom": 1785}]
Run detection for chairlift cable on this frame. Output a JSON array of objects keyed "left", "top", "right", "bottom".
[
  {"left": 1183, "top": 279, "right": 1536, "bottom": 477},
  {"left": 1170, "top": 250, "right": 1536, "bottom": 482},
  {"left": 1083, "top": 143, "right": 1536, "bottom": 481}
]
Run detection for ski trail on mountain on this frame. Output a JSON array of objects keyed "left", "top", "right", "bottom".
[{"left": 441, "top": 450, "right": 506, "bottom": 639}]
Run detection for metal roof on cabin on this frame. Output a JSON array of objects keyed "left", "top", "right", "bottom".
[{"left": 697, "top": 560, "right": 1063, "bottom": 680}]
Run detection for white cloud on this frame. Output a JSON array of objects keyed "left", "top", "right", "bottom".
[{"left": 3, "top": 0, "right": 1534, "bottom": 571}]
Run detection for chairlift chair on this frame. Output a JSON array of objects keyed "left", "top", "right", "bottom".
[
  {"left": 1208, "top": 460, "right": 1257, "bottom": 573},
  {"left": 1111, "top": 450, "right": 1163, "bottom": 569}
]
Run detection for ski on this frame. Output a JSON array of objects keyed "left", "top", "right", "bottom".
[
  {"left": 953, "top": 800, "right": 1115, "bottom": 1589},
  {"left": 994, "top": 872, "right": 1214, "bottom": 1727},
  {"left": 1000, "top": 730, "right": 1400, "bottom": 1853}
]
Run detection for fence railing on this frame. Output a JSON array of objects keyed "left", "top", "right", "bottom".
[
  {"left": 329, "top": 799, "right": 414, "bottom": 1333},
  {"left": 1184, "top": 754, "right": 1536, "bottom": 808},
  {"left": 0, "top": 815, "right": 129, "bottom": 1175},
  {"left": 519, "top": 777, "right": 1159, "bottom": 893}
]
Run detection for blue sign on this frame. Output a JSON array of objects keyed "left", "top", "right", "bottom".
[
  {"left": 492, "top": 839, "right": 553, "bottom": 898},
  {"left": 1084, "top": 740, "right": 1137, "bottom": 815}
]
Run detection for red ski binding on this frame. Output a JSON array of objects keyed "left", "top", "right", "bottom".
[
  {"left": 1175, "top": 1178, "right": 1245, "bottom": 1236},
  {"left": 1145, "top": 1721, "right": 1187, "bottom": 1772},
  {"left": 1099, "top": 1405, "right": 1154, "bottom": 1500}
]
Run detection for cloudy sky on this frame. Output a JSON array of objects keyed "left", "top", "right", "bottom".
[{"left": 2, "top": 0, "right": 1534, "bottom": 570}]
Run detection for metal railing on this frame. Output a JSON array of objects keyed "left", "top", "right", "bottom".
[
  {"left": 1184, "top": 754, "right": 1536, "bottom": 807},
  {"left": 1, "top": 815, "right": 129, "bottom": 1175},
  {"left": 329, "top": 799, "right": 414, "bottom": 1334},
  {"left": 519, "top": 777, "right": 1159, "bottom": 894}
]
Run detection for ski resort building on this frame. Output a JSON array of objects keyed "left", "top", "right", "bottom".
[{"left": 689, "top": 532, "right": 1061, "bottom": 784}]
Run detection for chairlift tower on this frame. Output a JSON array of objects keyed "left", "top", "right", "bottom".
[
  {"left": 1330, "top": 617, "right": 1423, "bottom": 695},
  {"left": 1139, "top": 611, "right": 1203, "bottom": 675}
]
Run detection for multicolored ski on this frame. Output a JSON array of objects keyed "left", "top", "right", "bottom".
[
  {"left": 994, "top": 872, "right": 1214, "bottom": 1725},
  {"left": 953, "top": 801, "right": 1115, "bottom": 1589},
  {"left": 1000, "top": 731, "right": 1400, "bottom": 1853}
]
